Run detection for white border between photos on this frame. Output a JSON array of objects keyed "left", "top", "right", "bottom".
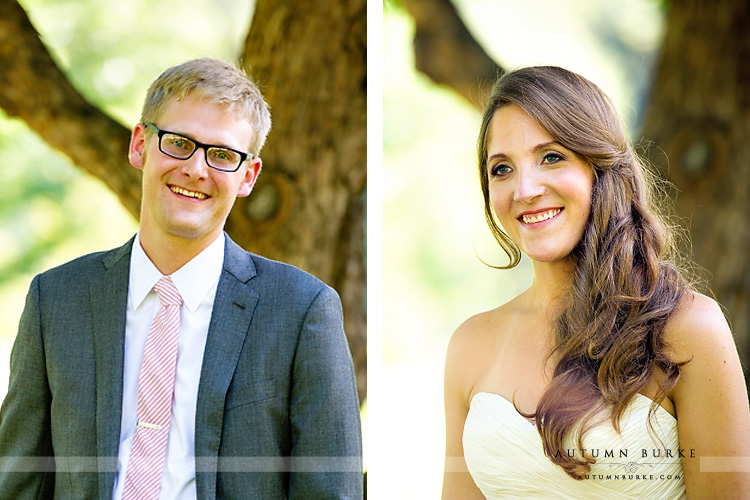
[{"left": 365, "top": 1, "right": 384, "bottom": 498}]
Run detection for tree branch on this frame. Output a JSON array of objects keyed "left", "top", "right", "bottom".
[
  {"left": 0, "top": 0, "right": 141, "bottom": 218},
  {"left": 401, "top": 0, "right": 502, "bottom": 109}
]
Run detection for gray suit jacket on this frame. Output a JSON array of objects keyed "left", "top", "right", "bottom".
[{"left": 0, "top": 235, "right": 362, "bottom": 499}]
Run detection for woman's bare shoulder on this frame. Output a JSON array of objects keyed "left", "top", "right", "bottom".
[
  {"left": 445, "top": 298, "right": 522, "bottom": 393},
  {"left": 448, "top": 298, "right": 521, "bottom": 356},
  {"left": 664, "top": 293, "right": 750, "bottom": 497},
  {"left": 664, "top": 290, "right": 745, "bottom": 405},
  {"left": 664, "top": 291, "right": 731, "bottom": 359}
]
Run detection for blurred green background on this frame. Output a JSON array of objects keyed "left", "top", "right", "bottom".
[
  {"left": 383, "top": 0, "right": 664, "bottom": 496},
  {"left": 0, "top": 0, "right": 254, "bottom": 425}
]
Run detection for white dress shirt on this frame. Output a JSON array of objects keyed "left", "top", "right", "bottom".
[{"left": 112, "top": 233, "right": 225, "bottom": 500}]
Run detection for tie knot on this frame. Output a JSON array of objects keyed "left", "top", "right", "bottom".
[{"left": 153, "top": 277, "right": 182, "bottom": 307}]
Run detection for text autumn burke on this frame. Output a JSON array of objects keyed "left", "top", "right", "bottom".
[{"left": 552, "top": 449, "right": 696, "bottom": 459}]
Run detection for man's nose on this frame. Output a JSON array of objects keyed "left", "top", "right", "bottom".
[{"left": 181, "top": 147, "right": 210, "bottom": 179}]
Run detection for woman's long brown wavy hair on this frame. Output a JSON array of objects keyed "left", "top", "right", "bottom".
[{"left": 477, "top": 66, "right": 695, "bottom": 479}]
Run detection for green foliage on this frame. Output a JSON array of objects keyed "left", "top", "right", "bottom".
[
  {"left": 383, "top": 0, "right": 402, "bottom": 11},
  {"left": 0, "top": 111, "right": 74, "bottom": 281}
]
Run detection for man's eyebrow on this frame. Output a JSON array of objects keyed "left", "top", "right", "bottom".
[
  {"left": 487, "top": 141, "right": 563, "bottom": 161},
  {"left": 169, "top": 129, "right": 241, "bottom": 151}
]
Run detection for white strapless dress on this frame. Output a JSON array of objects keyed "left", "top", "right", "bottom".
[{"left": 463, "top": 392, "right": 687, "bottom": 499}]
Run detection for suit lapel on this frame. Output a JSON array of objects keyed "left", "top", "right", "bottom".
[
  {"left": 90, "top": 239, "right": 132, "bottom": 500},
  {"left": 195, "top": 236, "right": 259, "bottom": 499}
]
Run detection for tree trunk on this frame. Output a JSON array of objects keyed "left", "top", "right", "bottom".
[
  {"left": 238, "top": 0, "right": 367, "bottom": 400},
  {"left": 641, "top": 0, "right": 750, "bottom": 390},
  {"left": 0, "top": 0, "right": 367, "bottom": 402}
]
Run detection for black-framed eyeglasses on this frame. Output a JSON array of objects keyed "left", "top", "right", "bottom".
[{"left": 145, "top": 123, "right": 253, "bottom": 172}]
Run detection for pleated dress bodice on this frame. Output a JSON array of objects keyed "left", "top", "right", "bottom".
[{"left": 463, "top": 392, "right": 687, "bottom": 499}]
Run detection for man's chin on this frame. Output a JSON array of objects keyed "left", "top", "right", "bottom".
[{"left": 163, "top": 221, "right": 216, "bottom": 242}]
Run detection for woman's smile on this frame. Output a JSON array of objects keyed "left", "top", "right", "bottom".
[{"left": 518, "top": 207, "right": 563, "bottom": 226}]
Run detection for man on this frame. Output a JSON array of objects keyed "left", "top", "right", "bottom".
[{"left": 0, "top": 58, "right": 362, "bottom": 499}]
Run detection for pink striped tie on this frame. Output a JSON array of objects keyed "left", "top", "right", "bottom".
[{"left": 122, "top": 277, "right": 182, "bottom": 500}]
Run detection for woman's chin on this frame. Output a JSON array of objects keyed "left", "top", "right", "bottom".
[{"left": 523, "top": 246, "right": 575, "bottom": 264}]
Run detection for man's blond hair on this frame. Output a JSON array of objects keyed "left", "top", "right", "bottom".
[{"left": 141, "top": 58, "right": 271, "bottom": 155}]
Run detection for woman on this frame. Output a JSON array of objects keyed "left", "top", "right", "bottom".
[{"left": 442, "top": 66, "right": 750, "bottom": 499}]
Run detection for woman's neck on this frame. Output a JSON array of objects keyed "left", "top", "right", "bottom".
[{"left": 525, "top": 258, "right": 576, "bottom": 318}]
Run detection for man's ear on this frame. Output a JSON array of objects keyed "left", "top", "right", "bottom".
[
  {"left": 129, "top": 123, "right": 147, "bottom": 169},
  {"left": 237, "top": 157, "right": 262, "bottom": 197}
]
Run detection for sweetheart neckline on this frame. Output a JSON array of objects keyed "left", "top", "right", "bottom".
[{"left": 471, "top": 391, "right": 677, "bottom": 427}]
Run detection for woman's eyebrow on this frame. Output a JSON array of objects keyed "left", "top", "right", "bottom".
[
  {"left": 532, "top": 141, "right": 563, "bottom": 152},
  {"left": 487, "top": 152, "right": 510, "bottom": 162},
  {"left": 487, "top": 141, "right": 563, "bottom": 161}
]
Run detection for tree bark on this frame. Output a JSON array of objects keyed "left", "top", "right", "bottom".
[
  {"left": 238, "top": 0, "right": 367, "bottom": 400},
  {"left": 401, "top": 0, "right": 502, "bottom": 109},
  {"left": 641, "top": 0, "right": 750, "bottom": 390},
  {"left": 0, "top": 0, "right": 367, "bottom": 402}
]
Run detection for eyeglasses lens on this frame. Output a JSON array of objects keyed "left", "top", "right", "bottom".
[
  {"left": 161, "top": 133, "right": 196, "bottom": 159},
  {"left": 160, "top": 132, "right": 241, "bottom": 171},
  {"left": 206, "top": 148, "right": 242, "bottom": 171}
]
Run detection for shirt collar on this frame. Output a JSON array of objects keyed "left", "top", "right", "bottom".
[{"left": 129, "top": 232, "right": 225, "bottom": 313}]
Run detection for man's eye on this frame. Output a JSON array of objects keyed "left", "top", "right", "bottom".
[
  {"left": 166, "top": 136, "right": 191, "bottom": 150},
  {"left": 210, "top": 149, "right": 238, "bottom": 162}
]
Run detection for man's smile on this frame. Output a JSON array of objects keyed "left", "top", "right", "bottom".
[{"left": 169, "top": 184, "right": 209, "bottom": 200}]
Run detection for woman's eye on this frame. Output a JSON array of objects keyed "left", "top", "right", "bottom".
[
  {"left": 542, "top": 152, "right": 564, "bottom": 164},
  {"left": 490, "top": 164, "right": 512, "bottom": 177}
]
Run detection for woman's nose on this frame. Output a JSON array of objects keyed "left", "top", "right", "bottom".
[{"left": 513, "top": 168, "right": 545, "bottom": 203}]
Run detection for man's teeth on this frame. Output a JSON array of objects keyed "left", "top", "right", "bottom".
[
  {"left": 522, "top": 208, "right": 561, "bottom": 224},
  {"left": 171, "top": 186, "right": 207, "bottom": 199}
]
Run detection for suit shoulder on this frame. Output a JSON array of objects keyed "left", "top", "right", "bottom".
[
  {"left": 38, "top": 245, "right": 127, "bottom": 280},
  {"left": 249, "top": 253, "right": 327, "bottom": 288},
  {"left": 247, "top": 252, "right": 336, "bottom": 299},
  {"left": 40, "top": 250, "right": 106, "bottom": 275},
  {"left": 33, "top": 240, "right": 131, "bottom": 292}
]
